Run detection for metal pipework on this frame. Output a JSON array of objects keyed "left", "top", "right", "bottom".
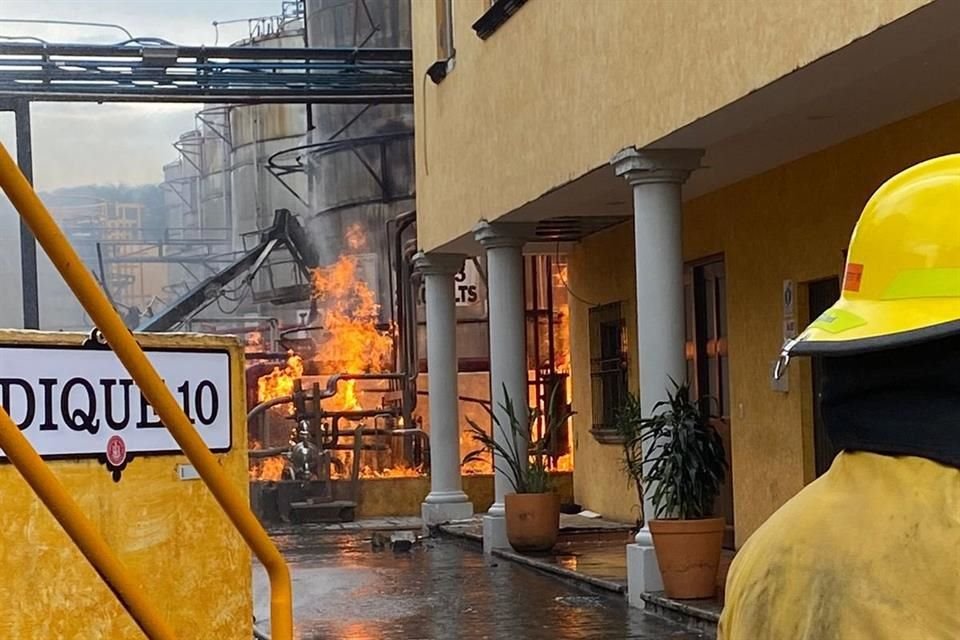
[
  {"left": 185, "top": 316, "right": 280, "bottom": 352},
  {"left": 0, "top": 406, "right": 177, "bottom": 639},
  {"left": 247, "top": 395, "right": 294, "bottom": 422},
  {"left": 249, "top": 446, "right": 292, "bottom": 459},
  {"left": 318, "top": 372, "right": 407, "bottom": 400},
  {"left": 0, "top": 142, "right": 294, "bottom": 640}
]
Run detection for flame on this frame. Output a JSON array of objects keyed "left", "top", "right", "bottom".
[
  {"left": 325, "top": 449, "right": 425, "bottom": 479},
  {"left": 249, "top": 440, "right": 288, "bottom": 482},
  {"left": 257, "top": 352, "right": 304, "bottom": 414},
  {"left": 461, "top": 452, "right": 494, "bottom": 475},
  {"left": 551, "top": 452, "right": 574, "bottom": 472},
  {"left": 252, "top": 456, "right": 287, "bottom": 481},
  {"left": 311, "top": 255, "right": 393, "bottom": 412},
  {"left": 554, "top": 263, "right": 571, "bottom": 373},
  {"left": 359, "top": 463, "right": 424, "bottom": 479}
]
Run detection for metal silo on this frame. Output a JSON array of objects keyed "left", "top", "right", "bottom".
[
  {"left": 228, "top": 18, "right": 308, "bottom": 250},
  {"left": 304, "top": 0, "right": 415, "bottom": 321}
]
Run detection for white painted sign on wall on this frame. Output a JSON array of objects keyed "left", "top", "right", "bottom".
[
  {"left": 417, "top": 261, "right": 482, "bottom": 307},
  {"left": 0, "top": 346, "right": 232, "bottom": 459},
  {"left": 453, "top": 261, "right": 481, "bottom": 306}
]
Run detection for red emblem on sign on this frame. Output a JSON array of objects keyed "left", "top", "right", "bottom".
[
  {"left": 106, "top": 435, "right": 127, "bottom": 467},
  {"left": 843, "top": 263, "right": 864, "bottom": 292}
]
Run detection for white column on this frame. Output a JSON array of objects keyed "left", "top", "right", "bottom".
[
  {"left": 474, "top": 222, "right": 527, "bottom": 552},
  {"left": 611, "top": 147, "right": 703, "bottom": 603},
  {"left": 415, "top": 252, "right": 474, "bottom": 525}
]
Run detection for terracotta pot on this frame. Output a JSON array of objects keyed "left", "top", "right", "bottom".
[
  {"left": 505, "top": 492, "right": 560, "bottom": 552},
  {"left": 649, "top": 517, "right": 725, "bottom": 599}
]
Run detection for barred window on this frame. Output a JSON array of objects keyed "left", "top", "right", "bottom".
[{"left": 589, "top": 302, "right": 627, "bottom": 430}]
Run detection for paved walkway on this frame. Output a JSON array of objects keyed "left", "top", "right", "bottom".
[{"left": 254, "top": 526, "right": 708, "bottom": 639}]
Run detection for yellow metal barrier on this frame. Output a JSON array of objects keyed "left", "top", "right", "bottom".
[
  {"left": 0, "top": 142, "right": 294, "bottom": 640},
  {"left": 0, "top": 405, "right": 177, "bottom": 640}
]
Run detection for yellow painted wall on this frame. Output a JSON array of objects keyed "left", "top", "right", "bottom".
[
  {"left": 567, "top": 99, "right": 960, "bottom": 545},
  {"left": 412, "top": 0, "right": 928, "bottom": 251},
  {"left": 568, "top": 225, "right": 639, "bottom": 525},
  {"left": 0, "top": 331, "right": 251, "bottom": 639}
]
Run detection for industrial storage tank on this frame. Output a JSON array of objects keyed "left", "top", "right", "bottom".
[
  {"left": 304, "top": 0, "right": 416, "bottom": 323},
  {"left": 197, "top": 111, "right": 230, "bottom": 235},
  {"left": 228, "top": 20, "right": 308, "bottom": 249},
  {"left": 305, "top": 0, "right": 488, "bottom": 360}
]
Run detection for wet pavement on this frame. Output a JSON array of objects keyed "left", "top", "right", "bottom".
[{"left": 253, "top": 526, "right": 708, "bottom": 639}]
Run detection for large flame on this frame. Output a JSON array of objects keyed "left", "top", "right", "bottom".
[
  {"left": 257, "top": 352, "right": 304, "bottom": 415},
  {"left": 249, "top": 233, "right": 576, "bottom": 482},
  {"left": 248, "top": 441, "right": 288, "bottom": 481},
  {"left": 251, "top": 456, "right": 287, "bottom": 481},
  {"left": 311, "top": 254, "right": 393, "bottom": 412}
]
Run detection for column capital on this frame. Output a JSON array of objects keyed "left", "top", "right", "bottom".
[
  {"left": 611, "top": 147, "right": 704, "bottom": 186},
  {"left": 413, "top": 251, "right": 466, "bottom": 276},
  {"left": 473, "top": 220, "right": 527, "bottom": 250}
]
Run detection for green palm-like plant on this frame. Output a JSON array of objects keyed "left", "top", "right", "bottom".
[
  {"left": 614, "top": 391, "right": 646, "bottom": 509},
  {"left": 463, "top": 381, "right": 574, "bottom": 494},
  {"left": 617, "top": 380, "right": 726, "bottom": 520}
]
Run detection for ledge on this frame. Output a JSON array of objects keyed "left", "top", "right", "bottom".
[
  {"left": 639, "top": 591, "right": 720, "bottom": 633},
  {"left": 492, "top": 547, "right": 627, "bottom": 594},
  {"left": 589, "top": 427, "right": 625, "bottom": 445},
  {"left": 472, "top": 0, "right": 528, "bottom": 40}
]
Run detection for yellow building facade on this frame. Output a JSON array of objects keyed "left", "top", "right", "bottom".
[{"left": 410, "top": 0, "right": 960, "bottom": 599}]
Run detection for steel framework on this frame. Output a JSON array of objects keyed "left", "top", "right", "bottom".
[{"left": 0, "top": 41, "right": 412, "bottom": 104}]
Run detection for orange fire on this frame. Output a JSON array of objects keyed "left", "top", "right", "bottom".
[
  {"left": 257, "top": 352, "right": 304, "bottom": 414},
  {"left": 359, "top": 463, "right": 424, "bottom": 479},
  {"left": 249, "top": 441, "right": 288, "bottom": 480},
  {"left": 250, "top": 456, "right": 287, "bottom": 481},
  {"left": 311, "top": 254, "right": 393, "bottom": 412},
  {"left": 250, "top": 227, "right": 412, "bottom": 479},
  {"left": 551, "top": 452, "right": 574, "bottom": 472},
  {"left": 554, "top": 263, "right": 571, "bottom": 374},
  {"left": 461, "top": 452, "right": 494, "bottom": 475}
]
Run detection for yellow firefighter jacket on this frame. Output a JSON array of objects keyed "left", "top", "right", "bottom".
[{"left": 719, "top": 451, "right": 960, "bottom": 640}]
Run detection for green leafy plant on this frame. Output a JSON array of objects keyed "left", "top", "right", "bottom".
[
  {"left": 464, "top": 381, "right": 574, "bottom": 494},
  {"left": 618, "top": 380, "right": 726, "bottom": 520},
  {"left": 614, "top": 391, "right": 646, "bottom": 509}
]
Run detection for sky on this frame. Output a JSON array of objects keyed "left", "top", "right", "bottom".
[{"left": 0, "top": 0, "right": 282, "bottom": 190}]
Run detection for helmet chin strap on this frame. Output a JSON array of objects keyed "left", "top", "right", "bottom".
[{"left": 773, "top": 337, "right": 800, "bottom": 381}]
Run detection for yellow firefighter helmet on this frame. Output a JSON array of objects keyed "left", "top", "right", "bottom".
[{"left": 785, "top": 154, "right": 960, "bottom": 358}]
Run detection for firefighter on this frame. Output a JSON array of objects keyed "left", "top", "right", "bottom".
[{"left": 718, "top": 155, "right": 960, "bottom": 639}]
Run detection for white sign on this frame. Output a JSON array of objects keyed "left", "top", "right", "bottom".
[
  {"left": 417, "top": 262, "right": 482, "bottom": 307},
  {"left": 782, "top": 280, "right": 795, "bottom": 319},
  {"left": 453, "top": 262, "right": 481, "bottom": 306},
  {"left": 0, "top": 346, "right": 232, "bottom": 459},
  {"left": 783, "top": 318, "right": 798, "bottom": 341}
]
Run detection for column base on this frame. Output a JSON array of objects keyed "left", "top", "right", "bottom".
[
  {"left": 482, "top": 514, "right": 510, "bottom": 554},
  {"left": 627, "top": 542, "right": 664, "bottom": 608},
  {"left": 421, "top": 499, "right": 474, "bottom": 526}
]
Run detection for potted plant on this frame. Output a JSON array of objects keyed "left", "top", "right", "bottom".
[
  {"left": 617, "top": 380, "right": 727, "bottom": 599},
  {"left": 464, "top": 382, "right": 573, "bottom": 552}
]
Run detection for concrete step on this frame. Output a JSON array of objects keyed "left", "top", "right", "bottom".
[
  {"left": 289, "top": 500, "right": 356, "bottom": 524},
  {"left": 639, "top": 591, "right": 720, "bottom": 635}
]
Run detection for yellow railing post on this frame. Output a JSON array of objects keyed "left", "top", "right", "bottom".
[
  {"left": 0, "top": 406, "right": 177, "bottom": 640},
  {"left": 0, "top": 142, "right": 293, "bottom": 640}
]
